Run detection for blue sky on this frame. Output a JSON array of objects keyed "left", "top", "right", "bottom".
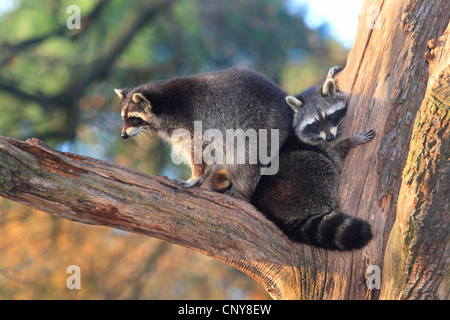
[{"left": 288, "top": 0, "right": 364, "bottom": 48}]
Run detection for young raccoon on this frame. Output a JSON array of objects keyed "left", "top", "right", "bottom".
[
  {"left": 114, "top": 67, "right": 293, "bottom": 200},
  {"left": 251, "top": 75, "right": 374, "bottom": 251}
]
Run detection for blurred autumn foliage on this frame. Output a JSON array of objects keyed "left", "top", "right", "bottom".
[
  {"left": 0, "top": 0, "right": 347, "bottom": 299},
  {"left": 0, "top": 205, "right": 270, "bottom": 299}
]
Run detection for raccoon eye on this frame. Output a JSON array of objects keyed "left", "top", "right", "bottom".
[
  {"left": 129, "top": 117, "right": 144, "bottom": 126},
  {"left": 304, "top": 121, "right": 320, "bottom": 134},
  {"left": 328, "top": 109, "right": 346, "bottom": 124}
]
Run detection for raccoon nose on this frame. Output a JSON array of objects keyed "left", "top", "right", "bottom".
[
  {"left": 121, "top": 132, "right": 129, "bottom": 139},
  {"left": 326, "top": 134, "right": 335, "bottom": 141}
]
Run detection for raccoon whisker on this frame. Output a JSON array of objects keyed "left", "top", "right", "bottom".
[
  {"left": 109, "top": 119, "right": 125, "bottom": 131},
  {"left": 137, "top": 127, "right": 147, "bottom": 136},
  {"left": 136, "top": 126, "right": 153, "bottom": 139}
]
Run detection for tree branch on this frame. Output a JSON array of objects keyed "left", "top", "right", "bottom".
[
  {"left": 0, "top": 0, "right": 172, "bottom": 142},
  {"left": 61, "top": 0, "right": 172, "bottom": 141},
  {"left": 0, "top": 80, "right": 50, "bottom": 105},
  {"left": 0, "top": 135, "right": 302, "bottom": 299},
  {"left": 0, "top": 0, "right": 110, "bottom": 67}
]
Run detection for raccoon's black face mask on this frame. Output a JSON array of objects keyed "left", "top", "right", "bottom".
[
  {"left": 286, "top": 79, "right": 349, "bottom": 145},
  {"left": 115, "top": 89, "right": 159, "bottom": 139}
]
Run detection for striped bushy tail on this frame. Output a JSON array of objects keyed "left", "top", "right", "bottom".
[{"left": 281, "top": 211, "right": 373, "bottom": 251}]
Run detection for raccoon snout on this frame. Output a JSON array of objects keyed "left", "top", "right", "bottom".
[
  {"left": 121, "top": 132, "right": 129, "bottom": 139},
  {"left": 326, "top": 134, "right": 335, "bottom": 141}
]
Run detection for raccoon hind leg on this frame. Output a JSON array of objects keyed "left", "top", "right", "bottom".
[
  {"left": 200, "top": 167, "right": 250, "bottom": 201},
  {"left": 201, "top": 168, "right": 232, "bottom": 192},
  {"left": 225, "top": 164, "right": 261, "bottom": 201},
  {"left": 200, "top": 165, "right": 263, "bottom": 202}
]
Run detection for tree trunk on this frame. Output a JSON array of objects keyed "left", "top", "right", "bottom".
[
  {"left": 0, "top": 0, "right": 448, "bottom": 300},
  {"left": 332, "top": 0, "right": 449, "bottom": 300},
  {"left": 380, "top": 24, "right": 450, "bottom": 300}
]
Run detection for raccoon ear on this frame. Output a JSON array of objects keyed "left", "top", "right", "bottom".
[
  {"left": 132, "top": 92, "right": 150, "bottom": 105},
  {"left": 114, "top": 88, "right": 127, "bottom": 100},
  {"left": 286, "top": 96, "right": 304, "bottom": 112},
  {"left": 322, "top": 79, "right": 336, "bottom": 96}
]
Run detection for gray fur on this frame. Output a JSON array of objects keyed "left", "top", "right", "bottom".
[
  {"left": 252, "top": 67, "right": 374, "bottom": 250},
  {"left": 288, "top": 78, "right": 349, "bottom": 144},
  {"left": 115, "top": 67, "right": 293, "bottom": 200}
]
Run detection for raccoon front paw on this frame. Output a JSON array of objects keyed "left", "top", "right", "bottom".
[
  {"left": 174, "top": 178, "right": 198, "bottom": 188},
  {"left": 357, "top": 129, "right": 376, "bottom": 143},
  {"left": 224, "top": 189, "right": 246, "bottom": 201}
]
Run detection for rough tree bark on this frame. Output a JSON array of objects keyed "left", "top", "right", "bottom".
[
  {"left": 0, "top": 0, "right": 448, "bottom": 299},
  {"left": 380, "top": 26, "right": 450, "bottom": 300},
  {"left": 330, "top": 0, "right": 450, "bottom": 300}
]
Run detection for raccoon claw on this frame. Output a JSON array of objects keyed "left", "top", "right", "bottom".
[
  {"left": 358, "top": 129, "right": 376, "bottom": 143},
  {"left": 174, "top": 178, "right": 197, "bottom": 188}
]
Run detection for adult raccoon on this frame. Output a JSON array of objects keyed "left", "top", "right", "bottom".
[
  {"left": 114, "top": 67, "right": 293, "bottom": 200},
  {"left": 252, "top": 72, "right": 374, "bottom": 251}
]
